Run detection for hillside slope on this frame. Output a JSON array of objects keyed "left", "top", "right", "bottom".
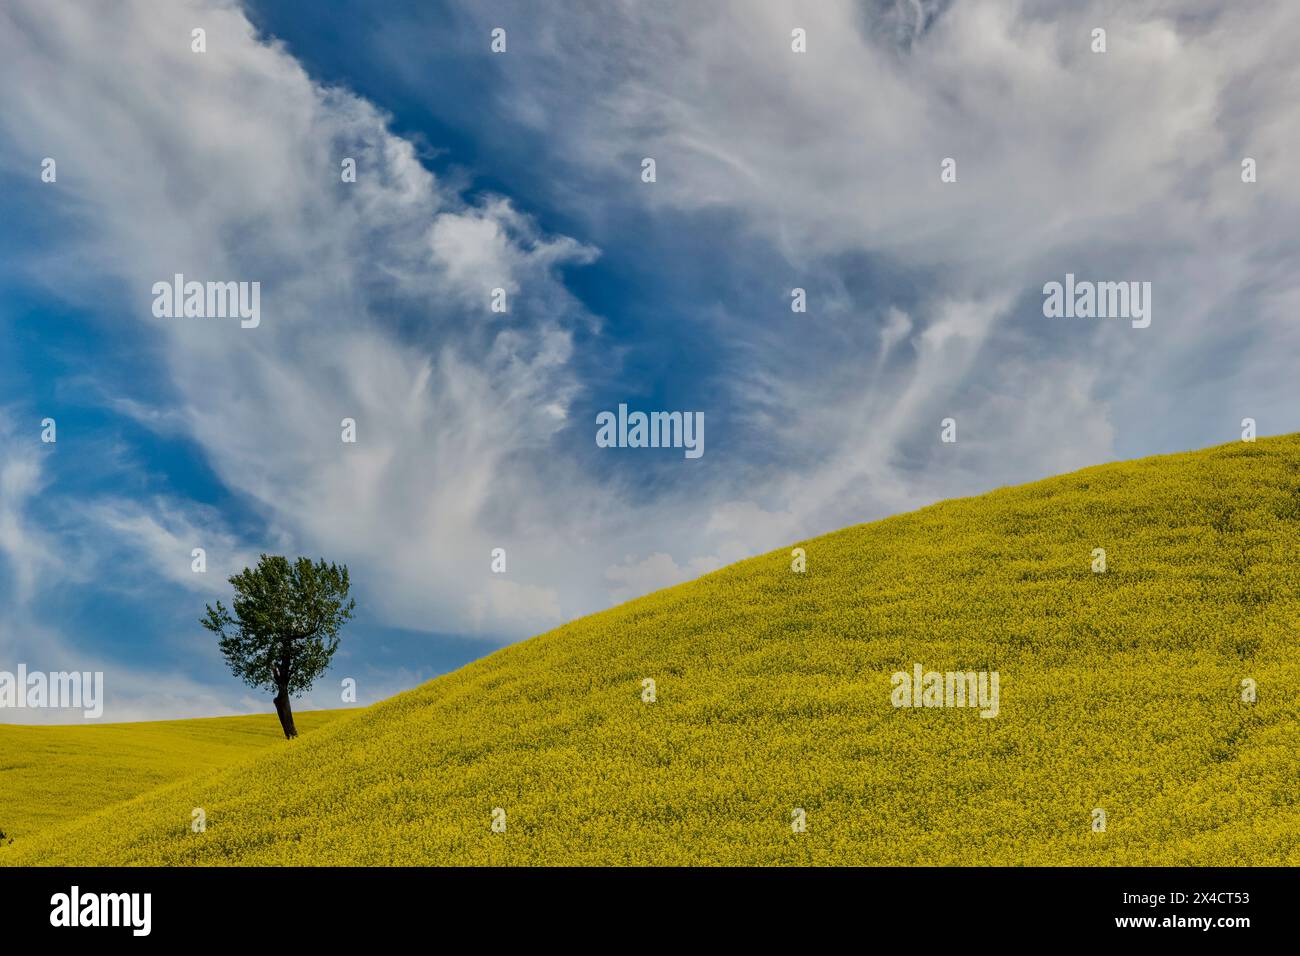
[
  {"left": 4, "top": 436, "right": 1299, "bottom": 865},
  {"left": 0, "top": 710, "right": 352, "bottom": 843}
]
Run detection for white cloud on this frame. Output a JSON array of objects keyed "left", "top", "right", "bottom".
[
  {"left": 605, "top": 551, "right": 723, "bottom": 603},
  {"left": 448, "top": 0, "right": 1300, "bottom": 543},
  {"left": 0, "top": 420, "right": 240, "bottom": 723},
  {"left": 81, "top": 498, "right": 257, "bottom": 595},
  {"left": 2, "top": 0, "right": 1298, "bottom": 683},
  {"left": 0, "top": 0, "right": 616, "bottom": 638},
  {"left": 469, "top": 579, "right": 564, "bottom": 632},
  {"left": 0, "top": 420, "right": 61, "bottom": 605}
]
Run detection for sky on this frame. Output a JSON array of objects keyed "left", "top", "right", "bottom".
[{"left": 1, "top": 0, "right": 1297, "bottom": 722}]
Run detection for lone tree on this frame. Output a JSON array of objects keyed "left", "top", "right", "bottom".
[{"left": 202, "top": 554, "right": 355, "bottom": 739}]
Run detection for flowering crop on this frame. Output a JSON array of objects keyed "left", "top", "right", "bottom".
[{"left": 2, "top": 437, "right": 1296, "bottom": 866}]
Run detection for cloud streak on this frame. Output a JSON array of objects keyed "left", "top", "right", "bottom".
[{"left": 1, "top": 0, "right": 1298, "bottom": 718}]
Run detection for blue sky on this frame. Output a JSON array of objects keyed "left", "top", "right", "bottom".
[{"left": 2, "top": 0, "right": 1298, "bottom": 721}]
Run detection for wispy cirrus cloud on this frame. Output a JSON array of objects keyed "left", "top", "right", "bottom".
[{"left": 1, "top": 0, "right": 1298, "bottom": 721}]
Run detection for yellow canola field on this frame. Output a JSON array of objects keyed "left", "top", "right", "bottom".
[
  {"left": 2, "top": 436, "right": 1297, "bottom": 865},
  {"left": 0, "top": 711, "right": 351, "bottom": 844}
]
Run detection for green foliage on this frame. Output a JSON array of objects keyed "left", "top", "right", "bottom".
[{"left": 202, "top": 555, "right": 355, "bottom": 698}]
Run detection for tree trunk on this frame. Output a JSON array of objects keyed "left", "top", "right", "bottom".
[{"left": 273, "top": 687, "right": 298, "bottom": 739}]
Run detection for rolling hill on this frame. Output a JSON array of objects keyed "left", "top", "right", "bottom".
[
  {"left": 0, "top": 711, "right": 351, "bottom": 845},
  {"left": 3, "top": 435, "right": 1298, "bottom": 865}
]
